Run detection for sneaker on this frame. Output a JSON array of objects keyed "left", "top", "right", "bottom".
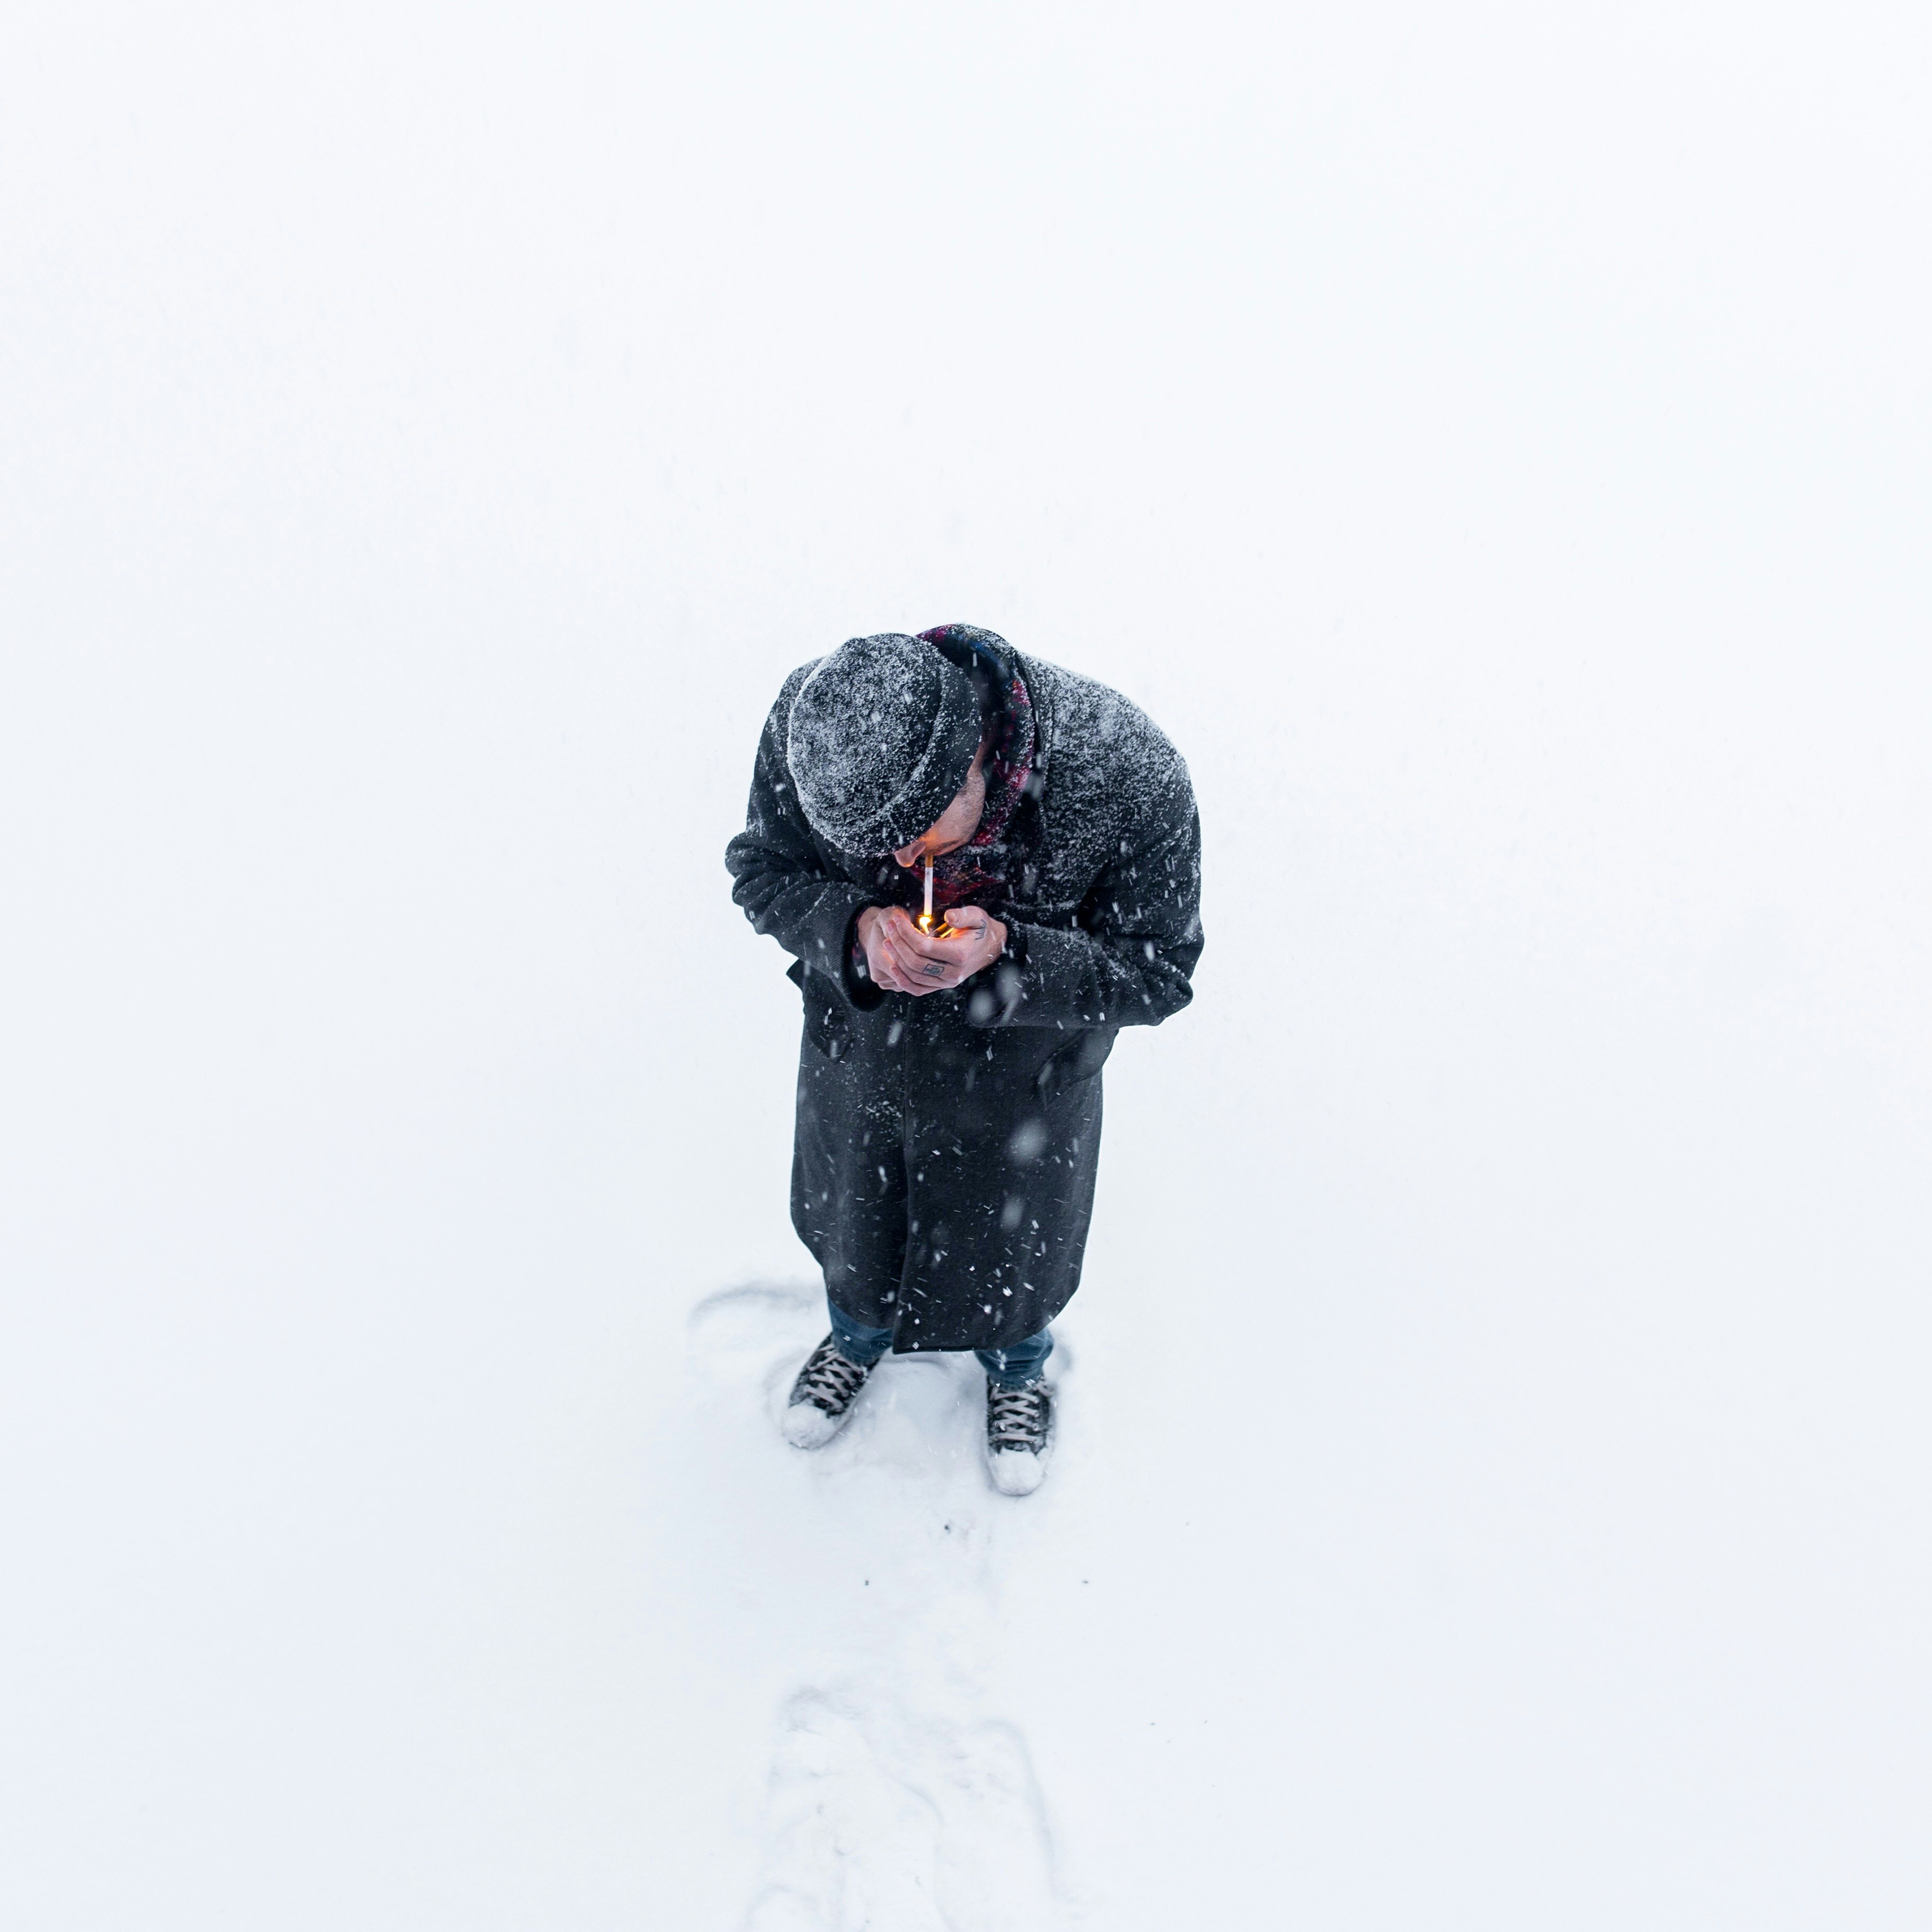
[
  {"left": 782, "top": 1335, "right": 876, "bottom": 1448},
  {"left": 985, "top": 1378, "right": 1054, "bottom": 1495}
]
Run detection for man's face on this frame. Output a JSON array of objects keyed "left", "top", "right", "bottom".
[{"left": 892, "top": 741, "right": 989, "bottom": 867}]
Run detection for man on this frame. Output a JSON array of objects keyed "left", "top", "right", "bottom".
[{"left": 724, "top": 625, "right": 1202, "bottom": 1495}]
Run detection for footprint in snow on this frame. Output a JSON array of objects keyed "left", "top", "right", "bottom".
[
  {"left": 687, "top": 1281, "right": 1075, "bottom": 1929},
  {"left": 742, "top": 1683, "right": 1062, "bottom": 1932}
]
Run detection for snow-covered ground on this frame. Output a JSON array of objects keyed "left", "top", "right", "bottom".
[{"left": 4, "top": 5, "right": 1930, "bottom": 1928}]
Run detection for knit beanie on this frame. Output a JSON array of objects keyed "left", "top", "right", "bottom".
[{"left": 787, "top": 633, "right": 984, "bottom": 854}]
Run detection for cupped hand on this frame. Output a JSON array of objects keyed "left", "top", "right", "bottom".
[
  {"left": 857, "top": 904, "right": 1006, "bottom": 996},
  {"left": 855, "top": 905, "right": 933, "bottom": 994},
  {"left": 892, "top": 904, "right": 1007, "bottom": 992}
]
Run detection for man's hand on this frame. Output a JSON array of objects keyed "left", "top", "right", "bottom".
[
  {"left": 855, "top": 906, "right": 928, "bottom": 994},
  {"left": 857, "top": 904, "right": 1007, "bottom": 996}
]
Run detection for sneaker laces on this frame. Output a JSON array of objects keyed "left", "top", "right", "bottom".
[
  {"left": 792, "top": 1338, "right": 872, "bottom": 1413},
  {"left": 986, "top": 1380, "right": 1050, "bottom": 1453}
]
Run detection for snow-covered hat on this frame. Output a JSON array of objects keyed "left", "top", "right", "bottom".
[{"left": 787, "top": 633, "right": 984, "bottom": 854}]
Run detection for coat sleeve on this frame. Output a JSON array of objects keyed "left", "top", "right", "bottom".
[
  {"left": 975, "top": 761, "right": 1204, "bottom": 1032},
  {"left": 723, "top": 686, "right": 883, "bottom": 1008}
]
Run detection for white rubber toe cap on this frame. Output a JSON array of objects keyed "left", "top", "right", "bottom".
[
  {"left": 782, "top": 1400, "right": 848, "bottom": 1450},
  {"left": 988, "top": 1445, "right": 1051, "bottom": 1496}
]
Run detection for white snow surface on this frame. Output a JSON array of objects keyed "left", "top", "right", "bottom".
[
  {"left": 699, "top": 1286, "right": 1069, "bottom": 1928},
  {"left": 4, "top": 5, "right": 1932, "bottom": 1929}
]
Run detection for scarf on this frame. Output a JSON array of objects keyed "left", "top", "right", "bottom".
[{"left": 918, "top": 647, "right": 1035, "bottom": 915}]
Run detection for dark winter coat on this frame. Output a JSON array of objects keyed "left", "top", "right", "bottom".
[{"left": 724, "top": 643, "right": 1203, "bottom": 1353}]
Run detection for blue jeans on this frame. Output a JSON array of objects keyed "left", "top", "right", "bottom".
[{"left": 828, "top": 1298, "right": 1053, "bottom": 1389}]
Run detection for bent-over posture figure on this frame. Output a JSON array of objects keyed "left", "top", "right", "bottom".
[{"left": 725, "top": 625, "right": 1203, "bottom": 1495}]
